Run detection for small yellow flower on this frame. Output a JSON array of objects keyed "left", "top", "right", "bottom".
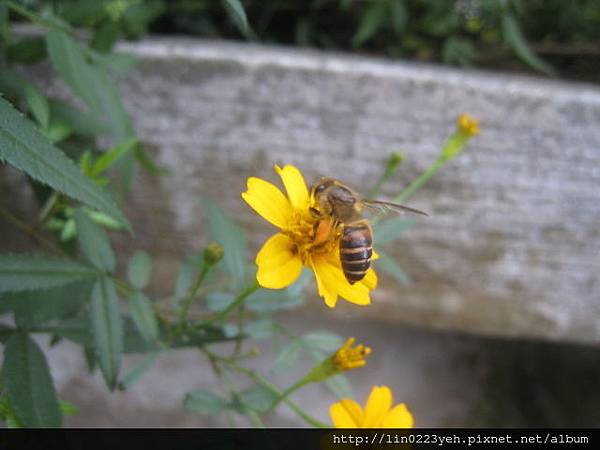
[
  {"left": 334, "top": 338, "right": 371, "bottom": 370},
  {"left": 241, "top": 165, "right": 377, "bottom": 308},
  {"left": 330, "top": 385, "right": 414, "bottom": 428},
  {"left": 456, "top": 113, "right": 480, "bottom": 137}
]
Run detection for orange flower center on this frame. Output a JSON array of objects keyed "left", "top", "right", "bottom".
[{"left": 282, "top": 209, "right": 339, "bottom": 265}]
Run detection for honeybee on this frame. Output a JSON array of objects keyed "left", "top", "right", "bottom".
[{"left": 310, "top": 177, "right": 427, "bottom": 284}]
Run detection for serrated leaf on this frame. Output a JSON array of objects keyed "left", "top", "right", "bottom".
[
  {"left": 302, "top": 331, "right": 344, "bottom": 352},
  {"left": 23, "top": 84, "right": 49, "bottom": 129},
  {"left": 46, "top": 29, "right": 133, "bottom": 142},
  {"left": 204, "top": 200, "right": 247, "bottom": 290},
  {"left": 90, "top": 278, "right": 123, "bottom": 390},
  {"left": 90, "top": 138, "right": 139, "bottom": 177},
  {"left": 184, "top": 390, "right": 229, "bottom": 415},
  {"left": 127, "top": 292, "right": 158, "bottom": 342},
  {"left": 373, "top": 218, "right": 416, "bottom": 245},
  {"left": 0, "top": 96, "right": 130, "bottom": 229},
  {"left": 237, "top": 385, "right": 277, "bottom": 414},
  {"left": 74, "top": 208, "right": 115, "bottom": 272},
  {"left": 272, "top": 339, "right": 302, "bottom": 373},
  {"left": 376, "top": 250, "right": 411, "bottom": 285},
  {"left": 221, "top": 0, "right": 249, "bottom": 34},
  {"left": 127, "top": 251, "right": 152, "bottom": 290},
  {"left": 2, "top": 333, "right": 62, "bottom": 427},
  {"left": 0, "top": 280, "right": 93, "bottom": 327},
  {"left": 48, "top": 99, "right": 107, "bottom": 137},
  {"left": 352, "top": 1, "right": 388, "bottom": 47},
  {"left": 0, "top": 254, "right": 98, "bottom": 293},
  {"left": 118, "top": 350, "right": 162, "bottom": 390},
  {"left": 502, "top": 14, "right": 556, "bottom": 76}
]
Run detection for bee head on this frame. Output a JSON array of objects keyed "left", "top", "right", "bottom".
[{"left": 310, "top": 177, "right": 336, "bottom": 200}]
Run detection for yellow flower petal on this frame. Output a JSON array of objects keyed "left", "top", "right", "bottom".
[
  {"left": 362, "top": 386, "right": 393, "bottom": 428},
  {"left": 311, "top": 258, "right": 338, "bottom": 308},
  {"left": 360, "top": 268, "right": 378, "bottom": 290},
  {"left": 330, "top": 399, "right": 363, "bottom": 428},
  {"left": 274, "top": 164, "right": 310, "bottom": 210},
  {"left": 241, "top": 177, "right": 293, "bottom": 229},
  {"left": 313, "top": 255, "right": 371, "bottom": 306},
  {"left": 256, "top": 233, "right": 302, "bottom": 289},
  {"left": 381, "top": 403, "right": 414, "bottom": 428}
]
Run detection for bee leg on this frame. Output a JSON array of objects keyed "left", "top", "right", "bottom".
[{"left": 309, "top": 207, "right": 322, "bottom": 218}]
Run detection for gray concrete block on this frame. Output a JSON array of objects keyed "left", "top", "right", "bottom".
[{"left": 9, "top": 37, "right": 600, "bottom": 345}]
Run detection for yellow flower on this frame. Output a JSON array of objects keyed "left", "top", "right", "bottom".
[
  {"left": 241, "top": 165, "right": 377, "bottom": 308},
  {"left": 456, "top": 113, "right": 480, "bottom": 137},
  {"left": 330, "top": 385, "right": 414, "bottom": 428},
  {"left": 334, "top": 338, "right": 371, "bottom": 370}
]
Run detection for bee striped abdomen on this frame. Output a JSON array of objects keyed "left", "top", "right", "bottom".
[{"left": 340, "top": 221, "right": 373, "bottom": 284}]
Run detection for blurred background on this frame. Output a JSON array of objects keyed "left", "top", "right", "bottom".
[{"left": 2, "top": 0, "right": 600, "bottom": 427}]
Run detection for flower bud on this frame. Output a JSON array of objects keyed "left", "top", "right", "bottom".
[{"left": 203, "top": 242, "right": 224, "bottom": 266}]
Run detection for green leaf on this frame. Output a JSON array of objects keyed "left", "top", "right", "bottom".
[
  {"left": 205, "top": 292, "right": 234, "bottom": 312},
  {"left": 46, "top": 121, "right": 72, "bottom": 143},
  {"left": 6, "top": 37, "right": 47, "bottom": 64},
  {"left": 272, "top": 339, "right": 302, "bottom": 373},
  {"left": 87, "top": 211, "right": 124, "bottom": 230},
  {"left": 376, "top": 250, "right": 411, "bottom": 285},
  {"left": 2, "top": 333, "right": 62, "bottom": 427},
  {"left": 90, "top": 278, "right": 123, "bottom": 390},
  {"left": 174, "top": 256, "right": 200, "bottom": 298},
  {"left": 184, "top": 390, "right": 230, "bottom": 415},
  {"left": 0, "top": 254, "right": 98, "bottom": 293},
  {"left": 46, "top": 29, "right": 134, "bottom": 142},
  {"left": 302, "top": 331, "right": 344, "bottom": 352},
  {"left": 237, "top": 385, "right": 277, "bottom": 414},
  {"left": 0, "top": 96, "right": 130, "bottom": 229},
  {"left": 59, "top": 399, "right": 79, "bottom": 416},
  {"left": 90, "top": 138, "right": 139, "bottom": 177},
  {"left": 372, "top": 218, "right": 415, "bottom": 245},
  {"left": 324, "top": 373, "right": 353, "bottom": 399},
  {"left": 127, "top": 251, "right": 152, "bottom": 290},
  {"left": 118, "top": 350, "right": 162, "bottom": 390},
  {"left": 205, "top": 200, "right": 247, "bottom": 290},
  {"left": 134, "top": 146, "right": 170, "bottom": 175},
  {"left": 502, "top": 13, "right": 556, "bottom": 76},
  {"left": 23, "top": 84, "right": 49, "bottom": 129},
  {"left": 0, "top": 280, "right": 93, "bottom": 327},
  {"left": 60, "top": 218, "right": 76, "bottom": 241},
  {"left": 352, "top": 1, "right": 388, "bottom": 47},
  {"left": 48, "top": 99, "right": 108, "bottom": 137},
  {"left": 221, "top": 0, "right": 249, "bottom": 34},
  {"left": 390, "top": 0, "right": 407, "bottom": 33},
  {"left": 245, "top": 272, "right": 309, "bottom": 311},
  {"left": 127, "top": 292, "right": 158, "bottom": 342},
  {"left": 74, "top": 208, "right": 116, "bottom": 272}
]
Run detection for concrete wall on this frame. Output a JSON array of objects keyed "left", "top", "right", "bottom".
[
  {"left": 4, "top": 36, "right": 600, "bottom": 427},
  {"left": 102, "top": 38, "right": 600, "bottom": 344}
]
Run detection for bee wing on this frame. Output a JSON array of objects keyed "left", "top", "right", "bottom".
[{"left": 363, "top": 199, "right": 428, "bottom": 216}]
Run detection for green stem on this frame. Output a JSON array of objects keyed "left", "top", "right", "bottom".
[
  {"left": 197, "top": 280, "right": 260, "bottom": 327},
  {"left": 5, "top": 1, "right": 71, "bottom": 33},
  {"left": 392, "top": 156, "right": 446, "bottom": 204},
  {"left": 178, "top": 264, "right": 211, "bottom": 326},
  {"left": 231, "top": 363, "right": 327, "bottom": 428}
]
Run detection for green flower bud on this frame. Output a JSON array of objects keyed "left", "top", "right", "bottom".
[{"left": 203, "top": 242, "right": 224, "bottom": 266}]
